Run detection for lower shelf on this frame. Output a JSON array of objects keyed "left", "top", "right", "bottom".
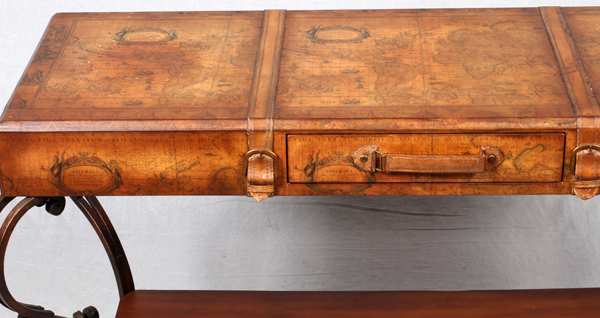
[{"left": 116, "top": 288, "right": 600, "bottom": 317}]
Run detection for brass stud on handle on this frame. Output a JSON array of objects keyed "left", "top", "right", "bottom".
[
  {"left": 360, "top": 155, "right": 369, "bottom": 163},
  {"left": 488, "top": 154, "right": 497, "bottom": 163}
]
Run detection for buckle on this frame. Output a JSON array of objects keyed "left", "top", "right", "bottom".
[
  {"left": 242, "top": 149, "right": 279, "bottom": 178},
  {"left": 570, "top": 144, "right": 600, "bottom": 175}
]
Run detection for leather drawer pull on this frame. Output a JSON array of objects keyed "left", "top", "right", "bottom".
[{"left": 352, "top": 145, "right": 504, "bottom": 174}]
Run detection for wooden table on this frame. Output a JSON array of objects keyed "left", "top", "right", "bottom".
[{"left": 1, "top": 6, "right": 600, "bottom": 318}]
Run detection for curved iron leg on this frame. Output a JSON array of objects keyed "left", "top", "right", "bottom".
[
  {"left": 71, "top": 196, "right": 135, "bottom": 298},
  {"left": 0, "top": 197, "right": 63, "bottom": 318},
  {"left": 0, "top": 196, "right": 15, "bottom": 311},
  {"left": 0, "top": 196, "right": 132, "bottom": 318},
  {"left": 0, "top": 197, "right": 14, "bottom": 214}
]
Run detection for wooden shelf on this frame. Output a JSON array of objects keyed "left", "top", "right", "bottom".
[{"left": 116, "top": 288, "right": 600, "bottom": 317}]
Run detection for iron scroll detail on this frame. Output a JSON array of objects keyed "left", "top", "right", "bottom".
[{"left": 0, "top": 196, "right": 132, "bottom": 318}]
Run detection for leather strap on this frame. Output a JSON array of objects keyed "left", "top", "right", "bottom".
[
  {"left": 542, "top": 7, "right": 600, "bottom": 200},
  {"left": 352, "top": 145, "right": 503, "bottom": 174},
  {"left": 245, "top": 10, "right": 286, "bottom": 201}
]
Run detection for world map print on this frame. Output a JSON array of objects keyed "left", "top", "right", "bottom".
[
  {"left": 6, "top": 13, "right": 262, "bottom": 121},
  {"left": 276, "top": 13, "right": 572, "bottom": 119}
]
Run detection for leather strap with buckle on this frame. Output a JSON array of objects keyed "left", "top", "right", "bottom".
[
  {"left": 244, "top": 10, "right": 286, "bottom": 201},
  {"left": 542, "top": 7, "right": 600, "bottom": 200},
  {"left": 243, "top": 149, "right": 279, "bottom": 202}
]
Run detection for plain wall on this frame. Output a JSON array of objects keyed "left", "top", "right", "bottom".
[{"left": 1, "top": 0, "right": 600, "bottom": 317}]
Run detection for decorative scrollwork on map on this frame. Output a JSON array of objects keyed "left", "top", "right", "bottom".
[
  {"left": 115, "top": 27, "right": 178, "bottom": 45},
  {"left": 305, "top": 25, "right": 371, "bottom": 43},
  {"left": 295, "top": 149, "right": 377, "bottom": 186},
  {"left": 302, "top": 150, "right": 376, "bottom": 194},
  {"left": 42, "top": 151, "right": 123, "bottom": 194},
  {"left": 299, "top": 149, "right": 376, "bottom": 194}
]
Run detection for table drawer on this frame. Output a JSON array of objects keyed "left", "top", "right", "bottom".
[{"left": 287, "top": 134, "right": 565, "bottom": 183}]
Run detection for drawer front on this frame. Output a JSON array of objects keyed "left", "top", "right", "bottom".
[{"left": 287, "top": 134, "right": 565, "bottom": 183}]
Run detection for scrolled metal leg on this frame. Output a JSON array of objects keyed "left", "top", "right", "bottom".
[
  {"left": 0, "top": 196, "right": 66, "bottom": 318},
  {"left": 37, "top": 198, "right": 66, "bottom": 216},
  {"left": 0, "top": 196, "right": 133, "bottom": 318},
  {"left": 72, "top": 306, "right": 99, "bottom": 318},
  {"left": 71, "top": 196, "right": 134, "bottom": 298}
]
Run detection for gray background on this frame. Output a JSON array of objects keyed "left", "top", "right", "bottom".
[{"left": 1, "top": 0, "right": 600, "bottom": 317}]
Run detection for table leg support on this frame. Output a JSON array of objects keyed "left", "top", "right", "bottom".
[
  {"left": 0, "top": 197, "right": 66, "bottom": 318},
  {"left": 71, "top": 196, "right": 135, "bottom": 298},
  {"left": 0, "top": 196, "right": 134, "bottom": 318}
]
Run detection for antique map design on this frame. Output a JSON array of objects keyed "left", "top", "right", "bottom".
[
  {"left": 0, "top": 132, "right": 247, "bottom": 196},
  {"left": 42, "top": 151, "right": 123, "bottom": 194},
  {"left": 276, "top": 10, "right": 573, "bottom": 119},
  {"left": 287, "top": 134, "right": 565, "bottom": 184},
  {"left": 4, "top": 12, "right": 262, "bottom": 121}
]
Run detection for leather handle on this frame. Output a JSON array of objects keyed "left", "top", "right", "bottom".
[{"left": 352, "top": 145, "right": 503, "bottom": 174}]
